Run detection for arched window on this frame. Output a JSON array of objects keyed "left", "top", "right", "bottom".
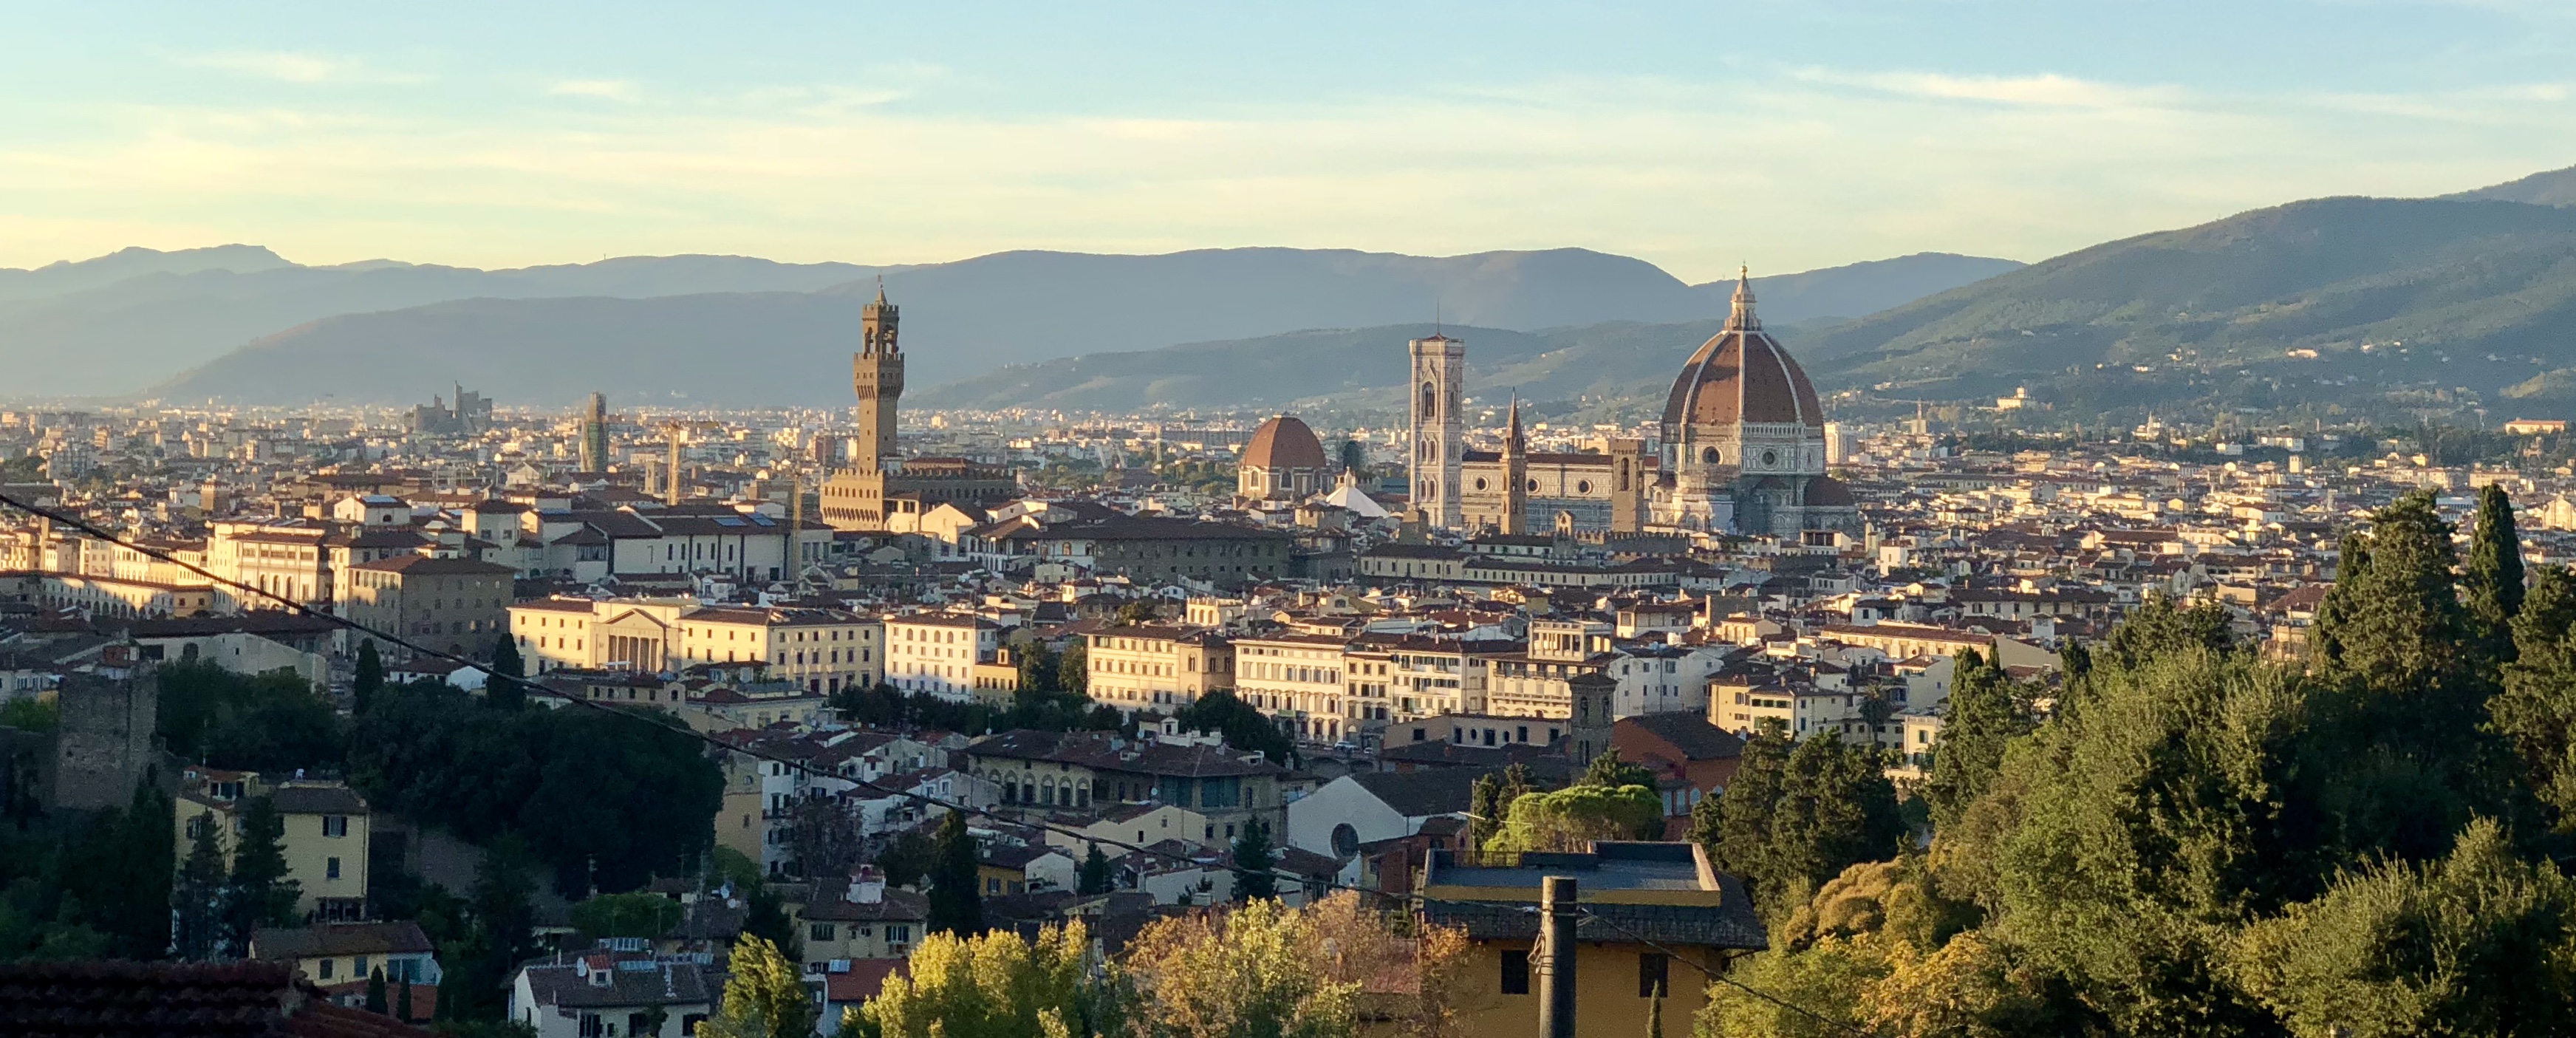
[
  {"left": 1420, "top": 382, "right": 1438, "bottom": 416},
  {"left": 1702, "top": 447, "right": 1721, "bottom": 463}
]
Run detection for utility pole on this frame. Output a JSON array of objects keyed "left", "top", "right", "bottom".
[{"left": 1538, "top": 875, "right": 1576, "bottom": 1038}]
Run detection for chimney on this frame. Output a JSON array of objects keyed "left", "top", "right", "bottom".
[{"left": 850, "top": 865, "right": 885, "bottom": 904}]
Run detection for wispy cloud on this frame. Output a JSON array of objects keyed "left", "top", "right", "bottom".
[
  {"left": 1791, "top": 68, "right": 2187, "bottom": 110},
  {"left": 10, "top": 61, "right": 2575, "bottom": 278},
  {"left": 547, "top": 79, "right": 639, "bottom": 102},
  {"left": 180, "top": 50, "right": 430, "bottom": 86}
]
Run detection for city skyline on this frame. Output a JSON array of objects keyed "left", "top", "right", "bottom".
[{"left": 6, "top": 1, "right": 2575, "bottom": 280}]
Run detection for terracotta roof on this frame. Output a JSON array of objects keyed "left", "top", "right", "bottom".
[
  {"left": 1661, "top": 318, "right": 1823, "bottom": 431},
  {"left": 1243, "top": 415, "right": 1328, "bottom": 471},
  {"left": 0, "top": 960, "right": 434, "bottom": 1037},
  {"left": 251, "top": 922, "right": 432, "bottom": 960}
]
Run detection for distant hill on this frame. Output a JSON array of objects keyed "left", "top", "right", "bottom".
[
  {"left": 2, "top": 253, "right": 881, "bottom": 398},
  {"left": 1788, "top": 196, "right": 2576, "bottom": 418},
  {"left": 912, "top": 316, "right": 1783, "bottom": 413},
  {"left": 140, "top": 250, "right": 2018, "bottom": 406},
  {"left": 2450, "top": 164, "right": 2576, "bottom": 208}
]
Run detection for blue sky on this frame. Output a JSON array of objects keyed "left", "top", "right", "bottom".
[{"left": 4, "top": 1, "right": 2572, "bottom": 281}]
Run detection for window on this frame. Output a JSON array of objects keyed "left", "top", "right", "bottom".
[
  {"left": 1500, "top": 949, "right": 1530, "bottom": 995},
  {"left": 1639, "top": 952, "right": 1670, "bottom": 997},
  {"left": 326, "top": 856, "right": 341, "bottom": 880},
  {"left": 318, "top": 958, "right": 335, "bottom": 980},
  {"left": 579, "top": 1012, "right": 605, "bottom": 1038},
  {"left": 629, "top": 1012, "right": 654, "bottom": 1037},
  {"left": 810, "top": 922, "right": 837, "bottom": 943},
  {"left": 322, "top": 815, "right": 349, "bottom": 837}
]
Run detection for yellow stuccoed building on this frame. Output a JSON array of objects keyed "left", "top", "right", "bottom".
[{"left": 1416, "top": 841, "right": 1767, "bottom": 1038}]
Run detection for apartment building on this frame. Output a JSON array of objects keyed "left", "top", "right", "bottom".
[
  {"left": 206, "top": 520, "right": 331, "bottom": 611},
  {"left": 509, "top": 598, "right": 881, "bottom": 692},
  {"left": 883, "top": 613, "right": 1000, "bottom": 702},
  {"left": 1234, "top": 633, "right": 1355, "bottom": 743},
  {"left": 1084, "top": 624, "right": 1233, "bottom": 709},
  {"left": 339, "top": 554, "right": 515, "bottom": 659},
  {"left": 675, "top": 606, "right": 879, "bottom": 693},
  {"left": 173, "top": 769, "right": 371, "bottom": 921}
]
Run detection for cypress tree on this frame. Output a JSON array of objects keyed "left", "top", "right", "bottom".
[
  {"left": 354, "top": 641, "right": 383, "bottom": 714},
  {"left": 365, "top": 967, "right": 388, "bottom": 1015},
  {"left": 394, "top": 975, "right": 414, "bottom": 1022},
  {"left": 1923, "top": 650, "right": 2031, "bottom": 833},
  {"left": 2464, "top": 482, "right": 2527, "bottom": 667},
  {"left": 220, "top": 796, "right": 301, "bottom": 952},
  {"left": 1077, "top": 844, "right": 1114, "bottom": 895},
  {"left": 1231, "top": 822, "right": 1277, "bottom": 901},
  {"left": 2313, "top": 491, "right": 2471, "bottom": 699},
  {"left": 2493, "top": 564, "right": 2576, "bottom": 828},
  {"left": 172, "top": 814, "right": 229, "bottom": 960},
  {"left": 1710, "top": 720, "right": 1791, "bottom": 900},
  {"left": 486, "top": 639, "right": 525, "bottom": 710},
  {"left": 926, "top": 810, "right": 983, "bottom": 935},
  {"left": 1469, "top": 773, "right": 1503, "bottom": 851},
  {"left": 1770, "top": 734, "right": 1904, "bottom": 906}
]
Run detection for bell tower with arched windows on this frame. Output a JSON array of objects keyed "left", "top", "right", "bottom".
[{"left": 1407, "top": 332, "right": 1465, "bottom": 529}]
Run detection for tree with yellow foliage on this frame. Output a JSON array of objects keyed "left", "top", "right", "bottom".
[
  {"left": 853, "top": 920, "right": 1097, "bottom": 1038},
  {"left": 697, "top": 935, "right": 815, "bottom": 1038}
]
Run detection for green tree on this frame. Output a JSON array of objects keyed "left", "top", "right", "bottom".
[
  {"left": 1986, "top": 650, "right": 2326, "bottom": 1035},
  {"left": 1483, "top": 783, "right": 1664, "bottom": 853},
  {"left": 171, "top": 815, "right": 229, "bottom": 960},
  {"left": 2493, "top": 564, "right": 2576, "bottom": 832},
  {"left": 442, "top": 838, "right": 537, "bottom": 1022},
  {"left": 1469, "top": 773, "right": 1503, "bottom": 851},
  {"left": 1120, "top": 898, "right": 1360, "bottom": 1038},
  {"left": 366, "top": 966, "right": 389, "bottom": 1015},
  {"left": 1709, "top": 721, "right": 1792, "bottom": 906},
  {"left": 1172, "top": 689, "right": 1297, "bottom": 765},
  {"left": 855, "top": 921, "right": 1093, "bottom": 1038},
  {"left": 1922, "top": 650, "right": 2031, "bottom": 833},
  {"left": 1078, "top": 844, "right": 1115, "bottom": 896},
  {"left": 1233, "top": 822, "right": 1278, "bottom": 901},
  {"left": 926, "top": 810, "right": 983, "bottom": 936},
  {"left": 1057, "top": 642, "right": 1089, "bottom": 695},
  {"left": 354, "top": 641, "right": 384, "bottom": 714},
  {"left": 2235, "top": 819, "right": 2576, "bottom": 1036},
  {"left": 700, "top": 935, "right": 816, "bottom": 1038},
  {"left": 1016, "top": 641, "right": 1062, "bottom": 694},
  {"left": 2102, "top": 594, "right": 2235, "bottom": 672},
  {"left": 484, "top": 639, "right": 525, "bottom": 711},
  {"left": 157, "top": 663, "right": 344, "bottom": 773},
  {"left": 395, "top": 975, "right": 414, "bottom": 1022},
  {"left": 568, "top": 891, "right": 683, "bottom": 940},
  {"left": 1580, "top": 747, "right": 1657, "bottom": 791},
  {"left": 61, "top": 782, "right": 175, "bottom": 959},
  {"left": 2314, "top": 491, "right": 2474, "bottom": 702},
  {"left": 0, "top": 698, "right": 59, "bottom": 733},
  {"left": 1116, "top": 601, "right": 1159, "bottom": 625},
  {"left": 1769, "top": 734, "right": 1904, "bottom": 910},
  {"left": 221, "top": 796, "right": 301, "bottom": 951},
  {"left": 2463, "top": 482, "right": 2527, "bottom": 669},
  {"left": 874, "top": 830, "right": 936, "bottom": 890}
]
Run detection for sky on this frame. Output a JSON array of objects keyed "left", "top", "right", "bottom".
[{"left": 4, "top": 1, "right": 2573, "bottom": 282}]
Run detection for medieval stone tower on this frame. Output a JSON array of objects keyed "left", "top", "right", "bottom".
[
  {"left": 853, "top": 282, "right": 903, "bottom": 470},
  {"left": 1407, "top": 332, "right": 1464, "bottom": 529}
]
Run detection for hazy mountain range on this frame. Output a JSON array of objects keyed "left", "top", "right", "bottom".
[
  {"left": 7, "top": 161, "right": 2575, "bottom": 418},
  {"left": 931, "top": 165, "right": 2576, "bottom": 420},
  {"left": 120, "top": 249, "right": 2015, "bottom": 407}
]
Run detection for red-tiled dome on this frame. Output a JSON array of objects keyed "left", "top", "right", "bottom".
[
  {"left": 1661, "top": 271, "right": 1824, "bottom": 431},
  {"left": 1243, "top": 414, "right": 1327, "bottom": 470}
]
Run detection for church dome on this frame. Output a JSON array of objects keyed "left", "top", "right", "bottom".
[
  {"left": 1661, "top": 270, "right": 1824, "bottom": 431},
  {"left": 1243, "top": 414, "right": 1327, "bottom": 471}
]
